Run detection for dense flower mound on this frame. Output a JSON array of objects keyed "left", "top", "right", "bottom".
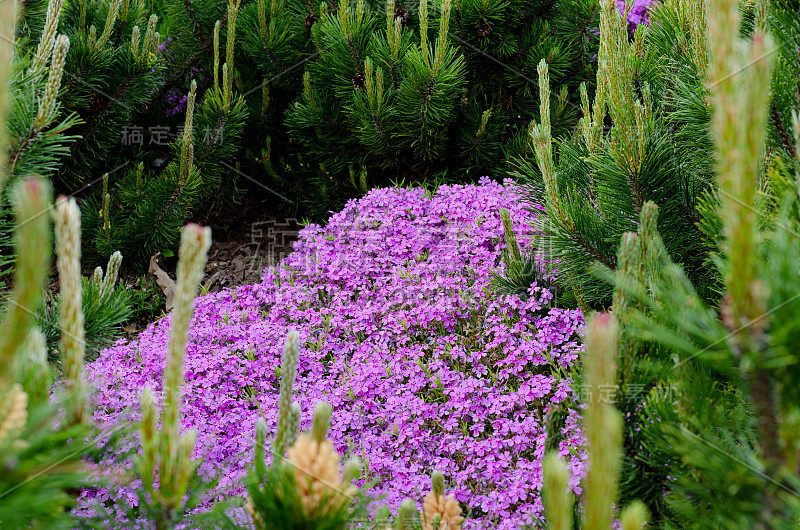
[{"left": 82, "top": 179, "right": 585, "bottom": 528}]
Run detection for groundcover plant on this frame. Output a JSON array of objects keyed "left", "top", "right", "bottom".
[{"left": 77, "top": 179, "right": 585, "bottom": 528}]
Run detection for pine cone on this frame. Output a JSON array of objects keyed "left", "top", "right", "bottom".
[
  {"left": 305, "top": 13, "right": 318, "bottom": 30},
  {"left": 394, "top": 6, "right": 410, "bottom": 26},
  {"left": 475, "top": 21, "right": 492, "bottom": 38},
  {"left": 422, "top": 491, "right": 463, "bottom": 530},
  {"left": 287, "top": 434, "right": 356, "bottom": 516},
  {"left": 352, "top": 72, "right": 366, "bottom": 90}
]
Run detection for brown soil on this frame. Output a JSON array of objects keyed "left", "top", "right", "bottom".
[
  {"left": 119, "top": 195, "right": 303, "bottom": 335},
  {"left": 200, "top": 195, "right": 303, "bottom": 291}
]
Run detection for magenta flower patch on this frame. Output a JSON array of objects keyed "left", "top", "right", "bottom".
[
  {"left": 617, "top": 0, "right": 660, "bottom": 30},
  {"left": 79, "top": 179, "right": 586, "bottom": 528}
]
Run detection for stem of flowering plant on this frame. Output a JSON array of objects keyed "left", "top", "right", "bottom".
[
  {"left": 0, "top": 178, "right": 52, "bottom": 398},
  {"left": 54, "top": 196, "right": 87, "bottom": 425},
  {"left": 159, "top": 224, "right": 211, "bottom": 512}
]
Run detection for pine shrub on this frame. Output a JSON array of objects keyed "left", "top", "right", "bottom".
[
  {"left": 533, "top": 0, "right": 800, "bottom": 525},
  {"left": 241, "top": 0, "right": 600, "bottom": 217}
]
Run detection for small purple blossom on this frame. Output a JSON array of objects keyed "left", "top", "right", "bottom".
[
  {"left": 158, "top": 36, "right": 211, "bottom": 118},
  {"left": 617, "top": 0, "right": 660, "bottom": 30},
  {"left": 164, "top": 91, "right": 188, "bottom": 118}
]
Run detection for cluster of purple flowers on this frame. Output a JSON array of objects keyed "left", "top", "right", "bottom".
[
  {"left": 79, "top": 179, "right": 586, "bottom": 527},
  {"left": 617, "top": 0, "right": 660, "bottom": 30},
  {"left": 158, "top": 36, "right": 209, "bottom": 118}
]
